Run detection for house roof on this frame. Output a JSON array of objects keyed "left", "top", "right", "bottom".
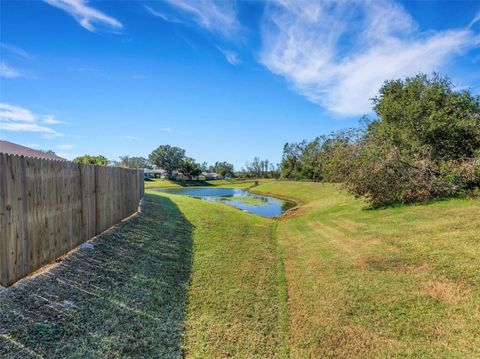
[
  {"left": 0, "top": 141, "right": 66, "bottom": 161},
  {"left": 144, "top": 168, "right": 166, "bottom": 173}
]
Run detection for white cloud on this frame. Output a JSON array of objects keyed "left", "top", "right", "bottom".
[
  {"left": 0, "top": 103, "right": 35, "bottom": 122},
  {"left": 0, "top": 62, "right": 20, "bottom": 78},
  {"left": 217, "top": 46, "right": 241, "bottom": 65},
  {"left": 162, "top": 0, "right": 239, "bottom": 38},
  {"left": 42, "top": 0, "right": 122, "bottom": 32},
  {"left": 469, "top": 11, "right": 480, "bottom": 28},
  {"left": 57, "top": 144, "right": 74, "bottom": 150},
  {"left": 123, "top": 135, "right": 138, "bottom": 140},
  {"left": 0, "top": 43, "right": 30, "bottom": 59},
  {"left": 0, "top": 103, "right": 63, "bottom": 137},
  {"left": 0, "top": 122, "right": 61, "bottom": 136},
  {"left": 42, "top": 115, "right": 63, "bottom": 124},
  {"left": 260, "top": 0, "right": 480, "bottom": 115},
  {"left": 161, "top": 127, "right": 172, "bottom": 132},
  {"left": 145, "top": 6, "right": 184, "bottom": 24}
]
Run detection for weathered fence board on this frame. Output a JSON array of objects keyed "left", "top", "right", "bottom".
[{"left": 0, "top": 154, "right": 143, "bottom": 286}]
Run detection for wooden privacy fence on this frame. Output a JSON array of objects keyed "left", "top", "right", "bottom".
[{"left": 0, "top": 153, "right": 144, "bottom": 286}]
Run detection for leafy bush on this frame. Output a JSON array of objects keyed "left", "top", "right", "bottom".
[
  {"left": 280, "top": 73, "right": 480, "bottom": 206},
  {"left": 346, "top": 73, "right": 480, "bottom": 205},
  {"left": 73, "top": 154, "right": 109, "bottom": 166}
]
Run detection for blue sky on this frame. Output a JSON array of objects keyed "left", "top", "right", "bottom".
[{"left": 1, "top": 0, "right": 479, "bottom": 169}]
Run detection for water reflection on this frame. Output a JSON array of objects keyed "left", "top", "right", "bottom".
[{"left": 153, "top": 187, "right": 294, "bottom": 217}]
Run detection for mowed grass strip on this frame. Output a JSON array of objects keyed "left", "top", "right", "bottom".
[
  {"left": 147, "top": 191, "right": 289, "bottom": 358},
  {"left": 254, "top": 181, "right": 480, "bottom": 358},
  {"left": 3, "top": 179, "right": 478, "bottom": 358},
  {"left": 0, "top": 188, "right": 288, "bottom": 358},
  {"left": 0, "top": 194, "right": 193, "bottom": 358}
]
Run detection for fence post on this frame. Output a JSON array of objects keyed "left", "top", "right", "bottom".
[{"left": 0, "top": 154, "right": 8, "bottom": 286}]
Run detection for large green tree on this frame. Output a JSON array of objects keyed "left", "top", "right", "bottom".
[
  {"left": 73, "top": 155, "right": 109, "bottom": 166},
  {"left": 347, "top": 73, "right": 480, "bottom": 205},
  {"left": 119, "top": 156, "right": 150, "bottom": 169},
  {"left": 179, "top": 157, "right": 203, "bottom": 179},
  {"left": 372, "top": 73, "right": 480, "bottom": 160},
  {"left": 148, "top": 145, "right": 185, "bottom": 178},
  {"left": 213, "top": 161, "right": 235, "bottom": 177}
]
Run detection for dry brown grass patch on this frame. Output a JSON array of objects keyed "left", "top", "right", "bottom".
[{"left": 423, "top": 279, "right": 470, "bottom": 304}]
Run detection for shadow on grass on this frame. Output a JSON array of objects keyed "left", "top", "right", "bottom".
[
  {"left": 0, "top": 195, "right": 193, "bottom": 358},
  {"left": 361, "top": 196, "right": 463, "bottom": 211}
]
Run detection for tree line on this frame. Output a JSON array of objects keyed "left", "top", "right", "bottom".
[
  {"left": 280, "top": 73, "right": 480, "bottom": 206},
  {"left": 73, "top": 146, "right": 236, "bottom": 180},
  {"left": 236, "top": 157, "right": 280, "bottom": 179},
  {"left": 72, "top": 147, "right": 277, "bottom": 180}
]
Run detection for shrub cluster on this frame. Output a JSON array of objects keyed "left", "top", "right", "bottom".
[{"left": 280, "top": 74, "right": 480, "bottom": 206}]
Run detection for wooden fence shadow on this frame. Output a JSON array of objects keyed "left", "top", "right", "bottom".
[{"left": 0, "top": 194, "right": 193, "bottom": 358}]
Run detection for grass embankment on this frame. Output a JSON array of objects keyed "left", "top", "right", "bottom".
[
  {"left": 253, "top": 181, "right": 480, "bottom": 358},
  {"left": 157, "top": 191, "right": 288, "bottom": 358},
  {"left": 2, "top": 180, "right": 479, "bottom": 358},
  {"left": 1, "top": 195, "right": 193, "bottom": 358},
  {"left": 0, "top": 187, "right": 287, "bottom": 358}
]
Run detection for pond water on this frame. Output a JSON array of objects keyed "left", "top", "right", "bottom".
[{"left": 153, "top": 187, "right": 295, "bottom": 217}]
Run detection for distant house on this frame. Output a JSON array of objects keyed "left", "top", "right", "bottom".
[
  {"left": 143, "top": 167, "right": 223, "bottom": 181},
  {"left": 143, "top": 168, "right": 167, "bottom": 179},
  {"left": 0, "top": 141, "right": 66, "bottom": 161},
  {"left": 171, "top": 170, "right": 188, "bottom": 181},
  {"left": 198, "top": 172, "right": 223, "bottom": 180}
]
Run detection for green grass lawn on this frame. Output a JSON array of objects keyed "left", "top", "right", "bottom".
[
  {"left": 253, "top": 181, "right": 480, "bottom": 358},
  {"left": 2, "top": 180, "right": 479, "bottom": 358},
  {"left": 160, "top": 191, "right": 288, "bottom": 358},
  {"left": 0, "top": 195, "right": 194, "bottom": 358},
  {"left": 0, "top": 187, "right": 287, "bottom": 358}
]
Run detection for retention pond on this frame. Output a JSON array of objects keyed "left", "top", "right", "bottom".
[{"left": 153, "top": 187, "right": 295, "bottom": 217}]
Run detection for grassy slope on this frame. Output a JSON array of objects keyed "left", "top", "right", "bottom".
[
  {"left": 1, "top": 195, "right": 193, "bottom": 358},
  {"left": 3, "top": 179, "right": 479, "bottom": 358},
  {"left": 1, "top": 190, "right": 287, "bottom": 358},
  {"left": 149, "top": 191, "right": 288, "bottom": 358},
  {"left": 254, "top": 181, "right": 480, "bottom": 358}
]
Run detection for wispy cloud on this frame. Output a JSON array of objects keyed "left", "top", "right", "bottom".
[
  {"left": 42, "top": 0, "right": 122, "bottom": 32},
  {"left": 469, "top": 11, "right": 480, "bottom": 28},
  {"left": 0, "top": 103, "right": 63, "bottom": 137},
  {"left": 161, "top": 0, "right": 240, "bottom": 38},
  {"left": 145, "top": 5, "right": 184, "bottom": 24},
  {"left": 217, "top": 46, "right": 241, "bottom": 65},
  {"left": 0, "top": 43, "right": 30, "bottom": 59},
  {"left": 42, "top": 115, "right": 63, "bottom": 124},
  {"left": 123, "top": 135, "right": 138, "bottom": 140},
  {"left": 161, "top": 127, "right": 172, "bottom": 133},
  {"left": 0, "top": 103, "right": 35, "bottom": 122},
  {"left": 0, "top": 62, "right": 20, "bottom": 78},
  {"left": 260, "top": 0, "right": 480, "bottom": 115}
]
